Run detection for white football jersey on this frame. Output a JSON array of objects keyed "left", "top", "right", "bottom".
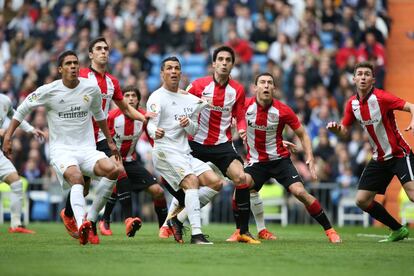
[
  {"left": 14, "top": 78, "right": 105, "bottom": 153},
  {"left": 146, "top": 87, "right": 207, "bottom": 154},
  {"left": 0, "top": 93, "right": 33, "bottom": 133}
]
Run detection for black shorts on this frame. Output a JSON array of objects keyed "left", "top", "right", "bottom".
[
  {"left": 124, "top": 160, "right": 158, "bottom": 192},
  {"left": 358, "top": 152, "right": 414, "bottom": 194},
  {"left": 96, "top": 139, "right": 112, "bottom": 157},
  {"left": 189, "top": 140, "right": 243, "bottom": 175},
  {"left": 244, "top": 158, "right": 303, "bottom": 192}
]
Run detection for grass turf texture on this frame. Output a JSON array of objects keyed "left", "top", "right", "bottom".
[{"left": 0, "top": 223, "right": 413, "bottom": 276}]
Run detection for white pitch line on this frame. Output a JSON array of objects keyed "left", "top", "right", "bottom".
[{"left": 357, "top": 233, "right": 412, "bottom": 240}]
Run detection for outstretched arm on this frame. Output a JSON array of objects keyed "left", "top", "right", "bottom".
[{"left": 114, "top": 98, "right": 147, "bottom": 122}]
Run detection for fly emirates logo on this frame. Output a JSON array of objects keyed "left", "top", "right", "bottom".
[{"left": 58, "top": 106, "right": 88, "bottom": 119}]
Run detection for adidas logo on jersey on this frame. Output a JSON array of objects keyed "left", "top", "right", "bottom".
[
  {"left": 59, "top": 99, "right": 65, "bottom": 104},
  {"left": 172, "top": 101, "right": 177, "bottom": 105}
]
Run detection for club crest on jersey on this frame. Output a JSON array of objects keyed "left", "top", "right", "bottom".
[
  {"left": 28, "top": 93, "right": 38, "bottom": 103},
  {"left": 269, "top": 113, "right": 277, "bottom": 121},
  {"left": 83, "top": 95, "right": 90, "bottom": 103}
]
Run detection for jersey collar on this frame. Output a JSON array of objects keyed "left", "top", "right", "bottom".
[
  {"left": 89, "top": 65, "right": 106, "bottom": 77},
  {"left": 213, "top": 74, "right": 230, "bottom": 88},
  {"left": 356, "top": 86, "right": 375, "bottom": 103}
]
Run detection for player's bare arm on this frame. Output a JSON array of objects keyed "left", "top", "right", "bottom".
[
  {"left": 114, "top": 98, "right": 147, "bottom": 122},
  {"left": 294, "top": 125, "right": 317, "bottom": 180},
  {"left": 402, "top": 102, "right": 414, "bottom": 134}
]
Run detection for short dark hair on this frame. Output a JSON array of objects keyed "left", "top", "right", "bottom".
[
  {"left": 254, "top": 72, "right": 275, "bottom": 85},
  {"left": 88, "top": 37, "right": 108, "bottom": 53},
  {"left": 122, "top": 85, "right": 141, "bottom": 102},
  {"left": 212, "top": 46, "right": 235, "bottom": 64},
  {"left": 353, "top": 61, "right": 375, "bottom": 76},
  {"left": 161, "top": 56, "right": 181, "bottom": 71},
  {"left": 57, "top": 50, "right": 78, "bottom": 67}
]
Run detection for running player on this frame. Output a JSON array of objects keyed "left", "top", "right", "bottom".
[
  {"left": 186, "top": 45, "right": 257, "bottom": 243},
  {"left": 235, "top": 72, "right": 341, "bottom": 243},
  {"left": 61, "top": 37, "right": 147, "bottom": 244},
  {"left": 98, "top": 86, "right": 169, "bottom": 238},
  {"left": 327, "top": 61, "right": 414, "bottom": 242},
  {"left": 3, "top": 51, "right": 120, "bottom": 245}
]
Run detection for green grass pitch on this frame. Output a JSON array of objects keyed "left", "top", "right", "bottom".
[{"left": 0, "top": 223, "right": 413, "bottom": 276}]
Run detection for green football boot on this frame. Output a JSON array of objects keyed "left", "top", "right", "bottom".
[{"left": 378, "top": 226, "right": 409, "bottom": 242}]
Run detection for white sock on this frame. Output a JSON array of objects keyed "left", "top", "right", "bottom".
[
  {"left": 250, "top": 191, "right": 266, "bottom": 232},
  {"left": 10, "top": 180, "right": 23, "bottom": 228},
  {"left": 70, "top": 184, "right": 86, "bottom": 229},
  {"left": 184, "top": 189, "right": 202, "bottom": 235},
  {"left": 87, "top": 177, "right": 116, "bottom": 223},
  {"left": 177, "top": 186, "right": 218, "bottom": 223}
]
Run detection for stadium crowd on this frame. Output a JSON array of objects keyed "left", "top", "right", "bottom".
[{"left": 0, "top": 0, "right": 390, "bottom": 223}]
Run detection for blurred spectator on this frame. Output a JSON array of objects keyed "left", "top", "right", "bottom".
[
  {"left": 165, "top": 19, "right": 188, "bottom": 54},
  {"left": 276, "top": 1, "right": 300, "bottom": 41},
  {"left": 250, "top": 14, "right": 274, "bottom": 54},
  {"left": 335, "top": 36, "right": 358, "bottom": 70},
  {"left": 23, "top": 39, "right": 49, "bottom": 72},
  {"left": 268, "top": 33, "right": 295, "bottom": 73},
  {"left": 357, "top": 31, "right": 386, "bottom": 88},
  {"left": 210, "top": 3, "right": 233, "bottom": 44},
  {"left": 7, "top": 4, "right": 33, "bottom": 38},
  {"left": 76, "top": 0, "right": 105, "bottom": 39},
  {"left": 235, "top": 4, "right": 253, "bottom": 40},
  {"left": 56, "top": 5, "right": 76, "bottom": 41}
]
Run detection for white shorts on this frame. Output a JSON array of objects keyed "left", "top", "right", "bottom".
[
  {"left": 152, "top": 149, "right": 211, "bottom": 191},
  {"left": 50, "top": 148, "right": 107, "bottom": 189},
  {"left": 0, "top": 151, "right": 17, "bottom": 181}
]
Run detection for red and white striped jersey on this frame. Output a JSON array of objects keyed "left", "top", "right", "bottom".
[
  {"left": 79, "top": 67, "right": 123, "bottom": 142},
  {"left": 245, "top": 97, "right": 301, "bottom": 163},
  {"left": 342, "top": 88, "right": 410, "bottom": 161},
  {"left": 108, "top": 108, "right": 146, "bottom": 162},
  {"left": 187, "top": 76, "right": 246, "bottom": 145}
]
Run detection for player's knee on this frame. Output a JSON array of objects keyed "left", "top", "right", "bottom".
[
  {"left": 208, "top": 175, "right": 223, "bottom": 191},
  {"left": 151, "top": 184, "right": 165, "bottom": 198},
  {"left": 106, "top": 165, "right": 119, "bottom": 180},
  {"left": 355, "top": 197, "right": 370, "bottom": 210},
  {"left": 292, "top": 187, "right": 308, "bottom": 201},
  {"left": 232, "top": 172, "right": 246, "bottom": 186},
  {"left": 181, "top": 174, "right": 199, "bottom": 189}
]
